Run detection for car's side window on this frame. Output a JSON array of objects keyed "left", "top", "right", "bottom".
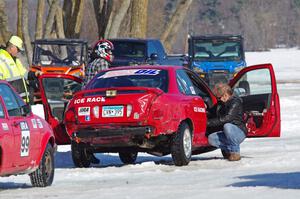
[
  {"left": 0, "top": 102, "right": 4, "bottom": 118},
  {"left": 233, "top": 68, "right": 272, "bottom": 96},
  {"left": 176, "top": 69, "right": 197, "bottom": 95},
  {"left": 0, "top": 84, "right": 22, "bottom": 117}
]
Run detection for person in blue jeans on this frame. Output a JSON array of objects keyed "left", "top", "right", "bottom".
[{"left": 207, "top": 83, "right": 247, "bottom": 161}]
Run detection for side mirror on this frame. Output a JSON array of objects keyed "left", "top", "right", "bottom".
[
  {"left": 21, "top": 104, "right": 31, "bottom": 116},
  {"left": 149, "top": 53, "right": 158, "bottom": 60}
]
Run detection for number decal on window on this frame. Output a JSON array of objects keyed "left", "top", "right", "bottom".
[{"left": 20, "top": 121, "right": 30, "bottom": 157}]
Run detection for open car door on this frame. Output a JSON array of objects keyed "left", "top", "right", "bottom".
[
  {"left": 230, "top": 63, "right": 280, "bottom": 137},
  {"left": 38, "top": 74, "right": 83, "bottom": 144}
]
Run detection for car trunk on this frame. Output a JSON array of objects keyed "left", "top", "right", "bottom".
[{"left": 74, "top": 87, "right": 163, "bottom": 126}]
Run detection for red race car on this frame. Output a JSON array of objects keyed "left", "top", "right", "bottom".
[
  {"left": 49, "top": 64, "right": 279, "bottom": 167},
  {"left": 0, "top": 81, "right": 56, "bottom": 187}
]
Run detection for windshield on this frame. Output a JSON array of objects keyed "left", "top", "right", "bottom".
[
  {"left": 112, "top": 41, "right": 146, "bottom": 58},
  {"left": 193, "top": 40, "right": 243, "bottom": 61},
  {"left": 86, "top": 69, "right": 168, "bottom": 92},
  {"left": 33, "top": 42, "right": 87, "bottom": 66}
]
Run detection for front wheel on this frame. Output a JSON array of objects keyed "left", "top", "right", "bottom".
[
  {"left": 30, "top": 143, "right": 55, "bottom": 187},
  {"left": 119, "top": 151, "right": 138, "bottom": 164},
  {"left": 71, "top": 141, "right": 92, "bottom": 168},
  {"left": 171, "top": 122, "right": 192, "bottom": 166}
]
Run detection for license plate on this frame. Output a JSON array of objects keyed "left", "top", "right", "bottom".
[{"left": 102, "top": 106, "right": 124, "bottom": 117}]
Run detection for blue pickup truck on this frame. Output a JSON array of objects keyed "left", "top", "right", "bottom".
[
  {"left": 188, "top": 35, "right": 246, "bottom": 86},
  {"left": 109, "top": 38, "right": 185, "bottom": 67}
]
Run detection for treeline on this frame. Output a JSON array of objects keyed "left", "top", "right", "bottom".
[{"left": 0, "top": 0, "right": 299, "bottom": 62}]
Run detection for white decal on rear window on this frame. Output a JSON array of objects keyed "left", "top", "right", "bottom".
[{"left": 98, "top": 69, "right": 160, "bottom": 79}]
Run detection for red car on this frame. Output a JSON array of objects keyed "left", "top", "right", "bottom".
[
  {"left": 0, "top": 81, "right": 56, "bottom": 187},
  {"left": 43, "top": 63, "right": 279, "bottom": 167}
]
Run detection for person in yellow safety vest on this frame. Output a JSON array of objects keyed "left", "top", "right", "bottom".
[{"left": 0, "top": 35, "right": 42, "bottom": 103}]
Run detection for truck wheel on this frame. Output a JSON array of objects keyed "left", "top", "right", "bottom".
[
  {"left": 71, "top": 141, "right": 91, "bottom": 168},
  {"left": 30, "top": 144, "right": 54, "bottom": 187},
  {"left": 171, "top": 122, "right": 192, "bottom": 166},
  {"left": 119, "top": 151, "right": 138, "bottom": 164}
]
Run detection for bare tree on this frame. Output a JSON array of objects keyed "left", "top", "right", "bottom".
[
  {"left": 160, "top": 0, "right": 193, "bottom": 53},
  {"left": 21, "top": 0, "right": 32, "bottom": 66},
  {"left": 35, "top": 0, "right": 45, "bottom": 39},
  {"left": 44, "top": 0, "right": 58, "bottom": 38},
  {"left": 105, "top": 0, "right": 131, "bottom": 38},
  {"left": 93, "top": 0, "right": 113, "bottom": 39},
  {"left": 63, "top": 0, "right": 85, "bottom": 38},
  {"left": 17, "top": 0, "right": 22, "bottom": 38},
  {"left": 0, "top": 0, "right": 10, "bottom": 46},
  {"left": 130, "top": 0, "right": 148, "bottom": 38}
]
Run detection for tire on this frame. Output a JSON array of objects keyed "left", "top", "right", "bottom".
[
  {"left": 30, "top": 143, "right": 54, "bottom": 187},
  {"left": 171, "top": 122, "right": 192, "bottom": 166},
  {"left": 71, "top": 141, "right": 92, "bottom": 168},
  {"left": 119, "top": 151, "right": 138, "bottom": 164}
]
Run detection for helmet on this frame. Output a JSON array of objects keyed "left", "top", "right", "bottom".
[{"left": 92, "top": 39, "right": 114, "bottom": 62}]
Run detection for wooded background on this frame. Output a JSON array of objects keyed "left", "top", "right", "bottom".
[{"left": 1, "top": 0, "right": 300, "bottom": 65}]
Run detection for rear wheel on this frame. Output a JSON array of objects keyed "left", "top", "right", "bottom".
[
  {"left": 171, "top": 122, "right": 192, "bottom": 166},
  {"left": 71, "top": 141, "right": 92, "bottom": 168},
  {"left": 119, "top": 151, "right": 138, "bottom": 164},
  {"left": 30, "top": 144, "right": 54, "bottom": 187}
]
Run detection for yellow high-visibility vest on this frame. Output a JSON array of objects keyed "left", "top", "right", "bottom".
[{"left": 0, "top": 49, "right": 30, "bottom": 102}]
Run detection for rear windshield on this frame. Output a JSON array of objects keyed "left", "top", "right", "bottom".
[
  {"left": 112, "top": 41, "right": 146, "bottom": 58},
  {"left": 86, "top": 69, "right": 168, "bottom": 92}
]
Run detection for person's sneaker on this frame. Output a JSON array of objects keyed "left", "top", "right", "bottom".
[
  {"left": 228, "top": 153, "right": 241, "bottom": 161},
  {"left": 221, "top": 150, "right": 230, "bottom": 159}
]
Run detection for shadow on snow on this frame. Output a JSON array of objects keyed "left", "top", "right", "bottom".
[{"left": 230, "top": 172, "right": 300, "bottom": 189}]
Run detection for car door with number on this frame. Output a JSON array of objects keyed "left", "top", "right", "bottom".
[{"left": 0, "top": 83, "right": 40, "bottom": 168}]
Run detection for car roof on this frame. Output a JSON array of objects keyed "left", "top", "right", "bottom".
[{"left": 103, "top": 65, "right": 183, "bottom": 72}]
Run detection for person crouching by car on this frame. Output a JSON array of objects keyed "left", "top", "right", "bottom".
[{"left": 207, "top": 83, "right": 247, "bottom": 161}]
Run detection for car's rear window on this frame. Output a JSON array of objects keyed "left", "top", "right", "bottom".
[{"left": 86, "top": 69, "right": 168, "bottom": 92}]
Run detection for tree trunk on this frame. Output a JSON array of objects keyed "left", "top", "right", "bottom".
[
  {"left": 35, "top": 0, "right": 45, "bottom": 39},
  {"left": 0, "top": 0, "right": 11, "bottom": 46},
  {"left": 21, "top": 0, "right": 32, "bottom": 66},
  {"left": 44, "top": 0, "right": 58, "bottom": 38},
  {"left": 160, "top": 0, "right": 193, "bottom": 53},
  {"left": 54, "top": 4, "right": 65, "bottom": 39},
  {"left": 93, "top": 0, "right": 113, "bottom": 39},
  {"left": 63, "top": 0, "right": 85, "bottom": 38},
  {"left": 130, "top": 0, "right": 148, "bottom": 38},
  {"left": 17, "top": 0, "right": 22, "bottom": 38},
  {"left": 106, "top": 0, "right": 131, "bottom": 38}
]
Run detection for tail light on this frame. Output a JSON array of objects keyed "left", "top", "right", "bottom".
[
  {"left": 93, "top": 106, "right": 100, "bottom": 118},
  {"left": 127, "top": 104, "right": 132, "bottom": 117},
  {"left": 64, "top": 108, "right": 77, "bottom": 135}
]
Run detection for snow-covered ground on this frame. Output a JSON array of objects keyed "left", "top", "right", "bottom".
[{"left": 1, "top": 49, "right": 300, "bottom": 198}]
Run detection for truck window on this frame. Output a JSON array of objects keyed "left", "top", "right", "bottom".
[
  {"left": 113, "top": 41, "right": 146, "bottom": 58},
  {"left": 193, "top": 40, "right": 242, "bottom": 61},
  {"left": 0, "top": 102, "right": 4, "bottom": 118}
]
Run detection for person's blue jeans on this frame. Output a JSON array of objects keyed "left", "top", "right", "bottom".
[{"left": 208, "top": 123, "right": 246, "bottom": 153}]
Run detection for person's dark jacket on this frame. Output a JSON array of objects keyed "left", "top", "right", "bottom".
[{"left": 207, "top": 95, "right": 247, "bottom": 134}]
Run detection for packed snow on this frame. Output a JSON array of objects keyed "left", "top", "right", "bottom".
[{"left": 1, "top": 48, "right": 300, "bottom": 199}]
